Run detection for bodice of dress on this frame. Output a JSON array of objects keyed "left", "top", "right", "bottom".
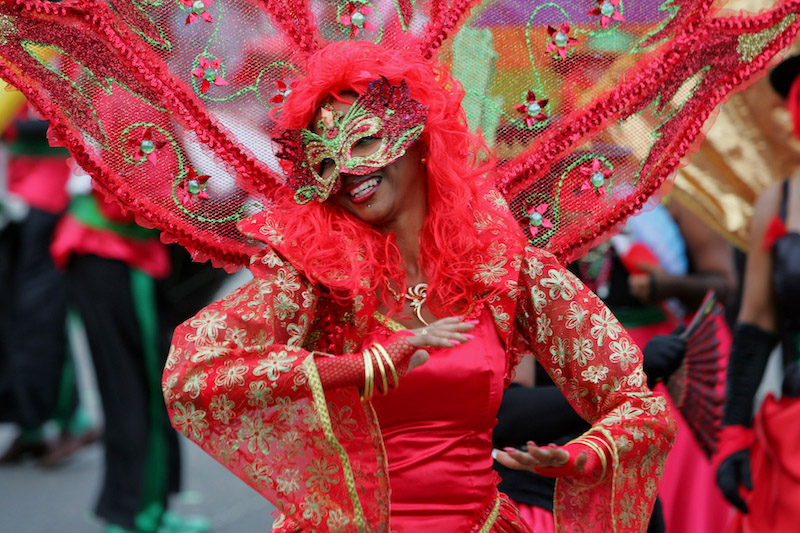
[{"left": 367, "top": 308, "right": 506, "bottom": 532}]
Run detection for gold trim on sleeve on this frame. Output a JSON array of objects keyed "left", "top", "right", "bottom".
[
  {"left": 478, "top": 494, "right": 503, "bottom": 533},
  {"left": 303, "top": 354, "right": 367, "bottom": 532},
  {"left": 554, "top": 427, "right": 620, "bottom": 533},
  {"left": 372, "top": 311, "right": 406, "bottom": 333}
]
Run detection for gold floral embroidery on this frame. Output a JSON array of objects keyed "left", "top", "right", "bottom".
[
  {"left": 209, "top": 393, "right": 236, "bottom": 424},
  {"left": 254, "top": 350, "right": 299, "bottom": 381},
  {"left": 172, "top": 401, "right": 209, "bottom": 441},
  {"left": 214, "top": 358, "right": 249, "bottom": 389},
  {"left": 190, "top": 310, "right": 228, "bottom": 342},
  {"left": 302, "top": 355, "right": 367, "bottom": 532}
]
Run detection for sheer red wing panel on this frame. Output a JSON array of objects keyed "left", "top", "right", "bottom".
[
  {"left": 3, "top": 0, "right": 796, "bottom": 271},
  {"left": 255, "top": 0, "right": 321, "bottom": 53},
  {"left": 0, "top": 0, "right": 296, "bottom": 270},
  {"left": 504, "top": 1, "right": 800, "bottom": 263},
  {"left": 444, "top": 0, "right": 800, "bottom": 263}
]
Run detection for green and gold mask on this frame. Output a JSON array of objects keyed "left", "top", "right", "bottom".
[{"left": 275, "top": 77, "right": 428, "bottom": 203}]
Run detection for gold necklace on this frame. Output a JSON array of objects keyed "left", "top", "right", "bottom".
[
  {"left": 406, "top": 283, "right": 429, "bottom": 325},
  {"left": 386, "top": 282, "right": 429, "bottom": 325}
]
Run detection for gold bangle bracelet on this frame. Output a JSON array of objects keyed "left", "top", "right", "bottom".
[
  {"left": 372, "top": 343, "right": 398, "bottom": 389},
  {"left": 573, "top": 435, "right": 608, "bottom": 482},
  {"left": 367, "top": 348, "right": 375, "bottom": 400},
  {"left": 368, "top": 348, "right": 375, "bottom": 401},
  {"left": 370, "top": 346, "right": 389, "bottom": 395},
  {"left": 580, "top": 434, "right": 612, "bottom": 461},
  {"left": 360, "top": 349, "right": 368, "bottom": 401},
  {"left": 583, "top": 436, "right": 608, "bottom": 469},
  {"left": 361, "top": 348, "right": 374, "bottom": 402}
]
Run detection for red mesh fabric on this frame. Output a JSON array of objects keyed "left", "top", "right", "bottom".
[
  {"left": 315, "top": 334, "right": 416, "bottom": 390},
  {"left": 316, "top": 351, "right": 371, "bottom": 391},
  {"left": 0, "top": 0, "right": 797, "bottom": 271},
  {"left": 382, "top": 335, "right": 418, "bottom": 377}
]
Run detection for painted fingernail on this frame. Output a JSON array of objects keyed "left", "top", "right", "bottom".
[
  {"left": 462, "top": 333, "right": 475, "bottom": 339},
  {"left": 504, "top": 447, "right": 518, "bottom": 453},
  {"left": 465, "top": 319, "right": 480, "bottom": 325},
  {"left": 491, "top": 449, "right": 499, "bottom": 460}
]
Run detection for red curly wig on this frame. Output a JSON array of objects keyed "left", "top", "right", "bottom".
[{"left": 271, "top": 41, "right": 522, "bottom": 316}]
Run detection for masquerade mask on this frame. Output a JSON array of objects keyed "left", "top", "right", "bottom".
[{"left": 275, "top": 77, "right": 428, "bottom": 203}]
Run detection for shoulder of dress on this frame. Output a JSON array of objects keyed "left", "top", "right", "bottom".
[
  {"left": 519, "top": 245, "right": 565, "bottom": 274},
  {"left": 248, "top": 246, "right": 312, "bottom": 282}
]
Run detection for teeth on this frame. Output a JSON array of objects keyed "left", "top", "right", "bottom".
[{"left": 350, "top": 177, "right": 380, "bottom": 199}]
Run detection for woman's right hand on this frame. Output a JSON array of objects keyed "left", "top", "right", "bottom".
[{"left": 401, "top": 316, "right": 477, "bottom": 373}]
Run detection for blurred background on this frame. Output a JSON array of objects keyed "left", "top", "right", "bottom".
[{"left": 0, "top": 271, "right": 277, "bottom": 533}]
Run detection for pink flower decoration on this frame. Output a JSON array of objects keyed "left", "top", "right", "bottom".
[
  {"left": 130, "top": 127, "right": 167, "bottom": 166},
  {"left": 179, "top": 168, "right": 210, "bottom": 205},
  {"left": 182, "top": 0, "right": 213, "bottom": 25},
  {"left": 191, "top": 56, "right": 228, "bottom": 94},
  {"left": 526, "top": 203, "right": 553, "bottom": 238},
  {"left": 340, "top": 3, "right": 376, "bottom": 38},
  {"left": 546, "top": 23, "right": 578, "bottom": 60},
  {"left": 580, "top": 158, "right": 613, "bottom": 197},
  {"left": 271, "top": 80, "right": 297, "bottom": 104},
  {"left": 588, "top": 0, "right": 625, "bottom": 29},
  {"left": 514, "top": 90, "right": 549, "bottom": 128}
]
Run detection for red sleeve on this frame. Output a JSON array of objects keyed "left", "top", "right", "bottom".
[
  {"left": 163, "top": 249, "right": 391, "bottom": 530},
  {"left": 515, "top": 246, "right": 677, "bottom": 532}
]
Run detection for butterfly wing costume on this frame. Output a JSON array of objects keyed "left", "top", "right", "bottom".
[
  {"left": 1, "top": 0, "right": 798, "bottom": 531},
  {"left": 0, "top": 0, "right": 797, "bottom": 266}
]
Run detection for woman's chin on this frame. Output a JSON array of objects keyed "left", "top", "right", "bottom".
[
  {"left": 340, "top": 188, "right": 390, "bottom": 222},
  {"left": 355, "top": 204, "right": 388, "bottom": 226}
]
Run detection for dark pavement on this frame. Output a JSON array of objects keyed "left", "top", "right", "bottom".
[
  {"left": 0, "top": 427, "right": 275, "bottom": 533},
  {"left": 0, "top": 272, "right": 276, "bottom": 533}
]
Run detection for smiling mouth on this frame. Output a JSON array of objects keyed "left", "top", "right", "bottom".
[{"left": 344, "top": 175, "right": 382, "bottom": 203}]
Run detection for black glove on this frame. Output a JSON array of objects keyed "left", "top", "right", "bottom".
[
  {"left": 642, "top": 325, "right": 686, "bottom": 387},
  {"left": 714, "top": 323, "right": 777, "bottom": 513},
  {"left": 716, "top": 449, "right": 752, "bottom": 513},
  {"left": 723, "top": 323, "right": 778, "bottom": 427}
]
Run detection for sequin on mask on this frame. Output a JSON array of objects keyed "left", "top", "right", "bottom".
[{"left": 275, "top": 77, "right": 428, "bottom": 203}]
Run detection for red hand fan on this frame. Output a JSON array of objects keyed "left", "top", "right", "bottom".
[{"left": 666, "top": 291, "right": 728, "bottom": 459}]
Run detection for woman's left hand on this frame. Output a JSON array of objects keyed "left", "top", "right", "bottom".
[{"left": 492, "top": 441, "right": 589, "bottom": 478}]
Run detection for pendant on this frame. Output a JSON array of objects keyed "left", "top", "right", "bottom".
[{"left": 406, "top": 283, "right": 429, "bottom": 325}]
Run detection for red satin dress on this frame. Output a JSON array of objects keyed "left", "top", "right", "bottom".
[{"left": 368, "top": 309, "right": 524, "bottom": 532}]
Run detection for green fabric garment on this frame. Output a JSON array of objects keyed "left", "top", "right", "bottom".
[
  {"left": 612, "top": 305, "right": 668, "bottom": 329},
  {"left": 130, "top": 269, "right": 169, "bottom": 533},
  {"left": 6, "top": 137, "right": 69, "bottom": 157},
  {"left": 69, "top": 194, "right": 159, "bottom": 240}
]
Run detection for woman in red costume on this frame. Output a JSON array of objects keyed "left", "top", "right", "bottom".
[
  {"left": 1, "top": 0, "right": 796, "bottom": 530},
  {"left": 0, "top": 0, "right": 796, "bottom": 528},
  {"left": 715, "top": 54, "right": 800, "bottom": 533},
  {"left": 164, "top": 41, "right": 675, "bottom": 532}
]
